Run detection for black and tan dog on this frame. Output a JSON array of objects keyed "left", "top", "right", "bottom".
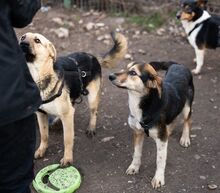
[
  {"left": 177, "top": 0, "right": 220, "bottom": 74},
  {"left": 109, "top": 61, "right": 194, "bottom": 188},
  {"left": 20, "top": 32, "right": 127, "bottom": 165}
]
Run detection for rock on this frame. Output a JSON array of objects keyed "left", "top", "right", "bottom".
[
  {"left": 78, "top": 19, "right": 83, "bottom": 24},
  {"left": 66, "top": 21, "right": 74, "bottom": 28},
  {"left": 192, "top": 126, "right": 202, "bottom": 130},
  {"left": 101, "top": 136, "right": 115, "bottom": 142},
  {"left": 124, "top": 54, "right": 133, "bottom": 60},
  {"left": 97, "top": 35, "right": 105, "bottom": 41},
  {"left": 103, "top": 39, "right": 111, "bottom": 45},
  {"left": 84, "top": 22, "right": 95, "bottom": 31},
  {"left": 138, "top": 49, "right": 146, "bottom": 55},
  {"left": 156, "top": 28, "right": 166, "bottom": 36},
  {"left": 200, "top": 176, "right": 206, "bottom": 180},
  {"left": 95, "top": 23, "right": 105, "bottom": 28},
  {"left": 53, "top": 27, "right": 69, "bottom": 38},
  {"left": 194, "top": 154, "right": 201, "bottom": 160},
  {"left": 104, "top": 34, "right": 111, "bottom": 39},
  {"left": 207, "top": 184, "right": 218, "bottom": 190},
  {"left": 52, "top": 17, "right": 64, "bottom": 25}
]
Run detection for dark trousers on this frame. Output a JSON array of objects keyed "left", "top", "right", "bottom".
[{"left": 0, "top": 114, "right": 37, "bottom": 193}]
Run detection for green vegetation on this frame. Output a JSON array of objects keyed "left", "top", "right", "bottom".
[
  {"left": 127, "top": 12, "right": 165, "bottom": 32},
  {"left": 111, "top": 9, "right": 178, "bottom": 32}
]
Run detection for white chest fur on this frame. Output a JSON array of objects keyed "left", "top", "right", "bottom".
[
  {"left": 127, "top": 91, "right": 143, "bottom": 131},
  {"left": 181, "top": 11, "right": 211, "bottom": 48}
]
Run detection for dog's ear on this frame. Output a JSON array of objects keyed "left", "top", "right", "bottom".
[
  {"left": 197, "top": 0, "right": 208, "bottom": 9},
  {"left": 143, "top": 64, "right": 162, "bottom": 97},
  {"left": 127, "top": 62, "right": 135, "bottom": 69},
  {"left": 48, "top": 42, "right": 57, "bottom": 61},
  {"left": 146, "top": 75, "right": 162, "bottom": 97}
]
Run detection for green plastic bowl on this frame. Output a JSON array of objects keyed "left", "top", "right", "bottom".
[{"left": 33, "top": 164, "right": 81, "bottom": 193}]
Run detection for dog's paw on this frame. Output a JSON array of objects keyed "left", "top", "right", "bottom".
[
  {"left": 34, "top": 148, "right": 46, "bottom": 159},
  {"left": 60, "top": 156, "right": 73, "bottom": 166},
  {"left": 85, "top": 129, "right": 96, "bottom": 138},
  {"left": 180, "top": 136, "right": 191, "bottom": 148},
  {"left": 126, "top": 164, "right": 139, "bottom": 175},
  {"left": 151, "top": 175, "right": 165, "bottom": 189},
  {"left": 191, "top": 68, "right": 201, "bottom": 75}
]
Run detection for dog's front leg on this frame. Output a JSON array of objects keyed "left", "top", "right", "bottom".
[
  {"left": 192, "top": 48, "right": 205, "bottom": 74},
  {"left": 35, "top": 112, "right": 49, "bottom": 159},
  {"left": 59, "top": 107, "right": 75, "bottom": 166},
  {"left": 126, "top": 130, "right": 145, "bottom": 175},
  {"left": 151, "top": 137, "right": 168, "bottom": 189}
]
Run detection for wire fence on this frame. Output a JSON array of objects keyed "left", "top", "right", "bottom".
[
  {"left": 43, "top": 0, "right": 220, "bottom": 15},
  {"left": 71, "top": 0, "right": 177, "bottom": 13}
]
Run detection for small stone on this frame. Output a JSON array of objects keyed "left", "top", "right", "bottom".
[
  {"left": 52, "top": 17, "right": 64, "bottom": 25},
  {"left": 194, "top": 154, "right": 201, "bottom": 160},
  {"left": 124, "top": 54, "right": 133, "bottom": 60},
  {"left": 207, "top": 184, "right": 218, "bottom": 190},
  {"left": 103, "top": 39, "right": 110, "bottom": 45},
  {"left": 78, "top": 19, "right": 83, "bottom": 24},
  {"left": 95, "top": 23, "right": 105, "bottom": 28},
  {"left": 97, "top": 35, "right": 105, "bottom": 41},
  {"left": 192, "top": 126, "right": 202, "bottom": 130},
  {"left": 53, "top": 27, "right": 69, "bottom": 38},
  {"left": 84, "top": 22, "right": 95, "bottom": 31},
  {"left": 101, "top": 136, "right": 115, "bottom": 142},
  {"left": 209, "top": 98, "right": 214, "bottom": 103},
  {"left": 200, "top": 176, "right": 206, "bottom": 180},
  {"left": 138, "top": 49, "right": 146, "bottom": 55}
]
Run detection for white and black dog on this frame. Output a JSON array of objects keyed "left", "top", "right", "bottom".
[
  {"left": 177, "top": 0, "right": 220, "bottom": 74},
  {"left": 109, "top": 61, "right": 194, "bottom": 189}
]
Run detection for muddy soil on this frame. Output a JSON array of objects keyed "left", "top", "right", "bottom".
[{"left": 16, "top": 6, "right": 220, "bottom": 193}]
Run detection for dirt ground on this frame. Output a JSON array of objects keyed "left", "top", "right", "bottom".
[{"left": 16, "top": 6, "right": 220, "bottom": 193}]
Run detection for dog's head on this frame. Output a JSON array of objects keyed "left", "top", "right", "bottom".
[
  {"left": 20, "top": 32, "right": 56, "bottom": 64},
  {"left": 109, "top": 62, "right": 162, "bottom": 96},
  {"left": 176, "top": 0, "right": 207, "bottom": 21}
]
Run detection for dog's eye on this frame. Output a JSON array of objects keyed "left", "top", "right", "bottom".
[
  {"left": 128, "top": 70, "right": 137, "bottom": 76},
  {"left": 21, "top": 35, "right": 26, "bottom": 41},
  {"left": 34, "top": 38, "right": 41, "bottom": 44}
]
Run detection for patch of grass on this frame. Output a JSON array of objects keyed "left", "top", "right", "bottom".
[{"left": 127, "top": 12, "right": 166, "bottom": 32}]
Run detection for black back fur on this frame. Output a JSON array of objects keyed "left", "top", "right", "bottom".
[
  {"left": 140, "top": 64, "right": 194, "bottom": 139},
  {"left": 54, "top": 52, "right": 101, "bottom": 101}
]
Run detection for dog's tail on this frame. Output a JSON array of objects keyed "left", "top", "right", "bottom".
[
  {"left": 99, "top": 31, "right": 128, "bottom": 68},
  {"left": 149, "top": 61, "right": 178, "bottom": 71}
]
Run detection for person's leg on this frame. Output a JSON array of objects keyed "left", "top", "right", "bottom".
[{"left": 0, "top": 114, "right": 37, "bottom": 193}]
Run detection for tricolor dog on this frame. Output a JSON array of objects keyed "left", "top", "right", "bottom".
[
  {"left": 20, "top": 32, "right": 127, "bottom": 165},
  {"left": 109, "top": 61, "right": 194, "bottom": 188},
  {"left": 177, "top": 0, "right": 220, "bottom": 74}
]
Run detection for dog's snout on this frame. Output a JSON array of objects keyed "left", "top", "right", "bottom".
[
  {"left": 109, "top": 73, "right": 116, "bottom": 81},
  {"left": 20, "top": 41, "right": 30, "bottom": 48}
]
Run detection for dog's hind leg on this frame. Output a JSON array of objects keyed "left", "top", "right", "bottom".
[
  {"left": 180, "top": 101, "right": 192, "bottom": 147},
  {"left": 150, "top": 128, "right": 168, "bottom": 189},
  {"left": 86, "top": 78, "right": 101, "bottom": 137},
  {"left": 192, "top": 48, "right": 205, "bottom": 75},
  {"left": 59, "top": 106, "right": 75, "bottom": 166},
  {"left": 35, "top": 112, "right": 49, "bottom": 159},
  {"left": 126, "top": 130, "right": 145, "bottom": 175}
]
